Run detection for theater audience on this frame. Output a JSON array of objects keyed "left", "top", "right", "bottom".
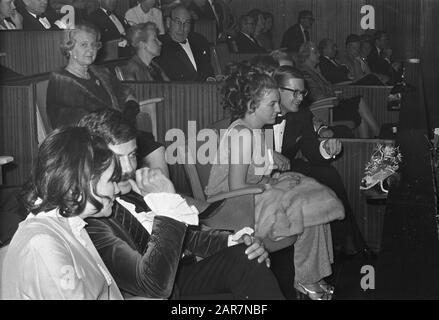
[
  {"left": 0, "top": 0, "right": 23, "bottom": 29},
  {"left": 123, "top": 22, "right": 169, "bottom": 81},
  {"left": 46, "top": 23, "right": 166, "bottom": 180},
  {"left": 206, "top": 67, "right": 342, "bottom": 300},
  {"left": 156, "top": 4, "right": 214, "bottom": 81},
  {"left": 189, "top": 0, "right": 226, "bottom": 36},
  {"left": 124, "top": 0, "right": 165, "bottom": 35},
  {"left": 1, "top": 127, "right": 124, "bottom": 299},
  {"left": 281, "top": 10, "right": 313, "bottom": 52},
  {"left": 298, "top": 42, "right": 380, "bottom": 138},
  {"left": 233, "top": 14, "right": 266, "bottom": 53},
  {"left": 79, "top": 110, "right": 285, "bottom": 300},
  {"left": 19, "top": 0, "right": 66, "bottom": 30},
  {"left": 273, "top": 65, "right": 374, "bottom": 262}
]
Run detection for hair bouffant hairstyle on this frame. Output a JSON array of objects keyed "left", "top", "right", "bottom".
[
  {"left": 126, "top": 22, "right": 158, "bottom": 51},
  {"left": 222, "top": 66, "right": 278, "bottom": 121},
  {"left": 60, "top": 22, "right": 101, "bottom": 58},
  {"left": 23, "top": 127, "right": 120, "bottom": 218}
]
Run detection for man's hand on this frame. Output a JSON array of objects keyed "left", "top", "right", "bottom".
[
  {"left": 318, "top": 127, "right": 334, "bottom": 138},
  {"left": 323, "top": 139, "right": 342, "bottom": 158},
  {"left": 129, "top": 168, "right": 176, "bottom": 196},
  {"left": 239, "top": 234, "right": 270, "bottom": 267},
  {"left": 273, "top": 151, "right": 290, "bottom": 172}
]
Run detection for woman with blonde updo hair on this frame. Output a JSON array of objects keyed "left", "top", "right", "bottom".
[{"left": 206, "top": 67, "right": 344, "bottom": 300}]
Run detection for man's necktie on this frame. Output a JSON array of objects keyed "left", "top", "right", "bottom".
[{"left": 105, "top": 10, "right": 113, "bottom": 16}]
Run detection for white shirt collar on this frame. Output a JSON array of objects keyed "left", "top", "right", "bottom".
[
  {"left": 30, "top": 199, "right": 88, "bottom": 246},
  {"left": 240, "top": 31, "right": 255, "bottom": 42}
]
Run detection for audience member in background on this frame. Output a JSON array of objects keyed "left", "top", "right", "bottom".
[
  {"left": 1, "top": 127, "right": 124, "bottom": 300},
  {"left": 281, "top": 10, "right": 313, "bottom": 52},
  {"left": 0, "top": 0, "right": 23, "bottom": 29},
  {"left": 189, "top": 0, "right": 224, "bottom": 36},
  {"left": 368, "top": 30, "right": 402, "bottom": 84},
  {"left": 79, "top": 110, "right": 284, "bottom": 300},
  {"left": 156, "top": 4, "right": 214, "bottom": 81},
  {"left": 125, "top": 0, "right": 165, "bottom": 35},
  {"left": 247, "top": 9, "right": 264, "bottom": 45},
  {"left": 250, "top": 54, "right": 278, "bottom": 76},
  {"left": 318, "top": 38, "right": 351, "bottom": 84},
  {"left": 88, "top": 0, "right": 131, "bottom": 56},
  {"left": 233, "top": 14, "right": 266, "bottom": 53},
  {"left": 273, "top": 66, "right": 374, "bottom": 263},
  {"left": 256, "top": 11, "right": 274, "bottom": 51},
  {"left": 46, "top": 23, "right": 165, "bottom": 177},
  {"left": 298, "top": 42, "right": 380, "bottom": 138},
  {"left": 319, "top": 37, "right": 385, "bottom": 86},
  {"left": 49, "top": 0, "right": 99, "bottom": 22},
  {"left": 123, "top": 22, "right": 169, "bottom": 81},
  {"left": 19, "top": 0, "right": 66, "bottom": 30},
  {"left": 206, "top": 67, "right": 341, "bottom": 300},
  {"left": 270, "top": 49, "right": 295, "bottom": 67}
]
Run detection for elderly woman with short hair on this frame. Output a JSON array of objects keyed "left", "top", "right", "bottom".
[
  {"left": 46, "top": 23, "right": 165, "bottom": 180},
  {"left": 122, "top": 22, "right": 169, "bottom": 81}
]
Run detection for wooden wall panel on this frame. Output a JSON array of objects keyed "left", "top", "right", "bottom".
[
  {"left": 0, "top": 85, "right": 38, "bottom": 186},
  {"left": 0, "top": 31, "right": 66, "bottom": 76},
  {"left": 332, "top": 139, "right": 395, "bottom": 251}
]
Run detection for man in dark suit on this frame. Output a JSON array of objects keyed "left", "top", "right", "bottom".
[
  {"left": 88, "top": 0, "right": 129, "bottom": 43},
  {"left": 232, "top": 14, "right": 265, "bottom": 53},
  {"left": 280, "top": 10, "right": 314, "bottom": 52},
  {"left": 368, "top": 30, "right": 402, "bottom": 83},
  {"left": 19, "top": 0, "right": 62, "bottom": 30},
  {"left": 190, "top": 0, "right": 224, "bottom": 34},
  {"left": 156, "top": 4, "right": 214, "bottom": 81},
  {"left": 78, "top": 110, "right": 284, "bottom": 300},
  {"left": 272, "top": 66, "right": 374, "bottom": 259},
  {"left": 318, "top": 38, "right": 351, "bottom": 84}
]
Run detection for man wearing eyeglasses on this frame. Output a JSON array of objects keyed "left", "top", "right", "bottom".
[
  {"left": 156, "top": 4, "right": 214, "bottom": 81},
  {"left": 281, "top": 10, "right": 314, "bottom": 52}
]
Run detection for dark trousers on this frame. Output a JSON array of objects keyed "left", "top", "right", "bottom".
[
  {"left": 174, "top": 244, "right": 285, "bottom": 300},
  {"left": 291, "top": 159, "right": 368, "bottom": 252}
]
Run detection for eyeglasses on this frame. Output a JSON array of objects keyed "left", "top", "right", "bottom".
[
  {"left": 77, "top": 41, "right": 102, "bottom": 50},
  {"left": 171, "top": 17, "right": 191, "bottom": 28},
  {"left": 280, "top": 87, "right": 309, "bottom": 97}
]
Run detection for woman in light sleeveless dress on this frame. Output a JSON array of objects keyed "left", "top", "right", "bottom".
[{"left": 205, "top": 68, "right": 342, "bottom": 300}]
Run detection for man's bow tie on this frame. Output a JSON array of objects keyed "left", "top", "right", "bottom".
[
  {"left": 37, "top": 13, "right": 47, "bottom": 19},
  {"left": 274, "top": 114, "right": 286, "bottom": 124},
  {"left": 179, "top": 39, "right": 188, "bottom": 44},
  {"left": 120, "top": 192, "right": 150, "bottom": 213},
  {"left": 106, "top": 10, "right": 113, "bottom": 16}
]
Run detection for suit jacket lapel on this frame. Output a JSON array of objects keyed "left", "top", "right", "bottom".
[{"left": 175, "top": 41, "right": 198, "bottom": 74}]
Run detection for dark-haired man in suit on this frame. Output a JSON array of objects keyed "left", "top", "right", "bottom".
[
  {"left": 233, "top": 14, "right": 265, "bottom": 53},
  {"left": 156, "top": 4, "right": 214, "bottom": 81},
  {"left": 78, "top": 110, "right": 285, "bottom": 300},
  {"left": 281, "top": 10, "right": 314, "bottom": 52},
  {"left": 19, "top": 0, "right": 64, "bottom": 30}
]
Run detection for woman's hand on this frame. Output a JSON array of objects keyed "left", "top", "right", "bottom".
[
  {"left": 323, "top": 139, "right": 342, "bottom": 158},
  {"left": 271, "top": 175, "right": 301, "bottom": 189},
  {"left": 129, "top": 168, "right": 176, "bottom": 196},
  {"left": 273, "top": 151, "right": 290, "bottom": 172}
]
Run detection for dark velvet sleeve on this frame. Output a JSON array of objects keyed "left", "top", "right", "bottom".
[
  {"left": 183, "top": 227, "right": 230, "bottom": 258},
  {"left": 86, "top": 215, "right": 187, "bottom": 298}
]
